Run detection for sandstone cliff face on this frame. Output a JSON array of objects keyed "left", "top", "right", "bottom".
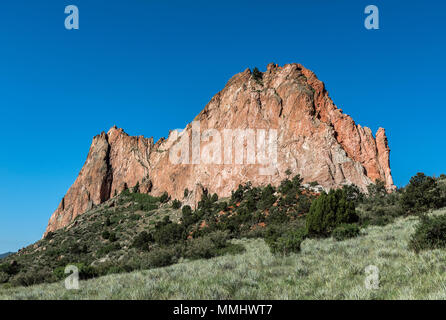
[{"left": 45, "top": 63, "right": 395, "bottom": 235}]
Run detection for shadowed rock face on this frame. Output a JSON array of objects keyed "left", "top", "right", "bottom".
[{"left": 45, "top": 63, "right": 395, "bottom": 235}]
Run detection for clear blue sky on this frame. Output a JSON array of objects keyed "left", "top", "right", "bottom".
[{"left": 0, "top": 0, "right": 445, "bottom": 252}]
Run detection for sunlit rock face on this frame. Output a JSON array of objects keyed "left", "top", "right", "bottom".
[{"left": 45, "top": 63, "right": 395, "bottom": 235}]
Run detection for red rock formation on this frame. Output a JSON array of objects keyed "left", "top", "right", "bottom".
[{"left": 45, "top": 63, "right": 395, "bottom": 235}]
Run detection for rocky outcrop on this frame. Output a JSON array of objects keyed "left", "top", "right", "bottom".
[
  {"left": 45, "top": 63, "right": 395, "bottom": 235},
  {"left": 45, "top": 128, "right": 153, "bottom": 233}
]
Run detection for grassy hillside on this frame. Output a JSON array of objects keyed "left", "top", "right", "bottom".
[
  {"left": 2, "top": 173, "right": 446, "bottom": 298},
  {"left": 2, "top": 209, "right": 446, "bottom": 299},
  {"left": 0, "top": 191, "right": 183, "bottom": 286},
  {"left": 0, "top": 176, "right": 315, "bottom": 287}
]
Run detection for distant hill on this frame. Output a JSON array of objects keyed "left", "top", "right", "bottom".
[{"left": 0, "top": 252, "right": 13, "bottom": 260}]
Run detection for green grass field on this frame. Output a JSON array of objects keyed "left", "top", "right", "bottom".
[{"left": 2, "top": 208, "right": 446, "bottom": 300}]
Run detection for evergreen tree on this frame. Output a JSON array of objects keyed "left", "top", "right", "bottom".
[
  {"left": 306, "top": 189, "right": 358, "bottom": 236},
  {"left": 132, "top": 181, "right": 140, "bottom": 193},
  {"left": 252, "top": 67, "right": 263, "bottom": 83},
  {"left": 401, "top": 173, "right": 445, "bottom": 214}
]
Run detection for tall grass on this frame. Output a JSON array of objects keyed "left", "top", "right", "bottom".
[{"left": 3, "top": 208, "right": 446, "bottom": 299}]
